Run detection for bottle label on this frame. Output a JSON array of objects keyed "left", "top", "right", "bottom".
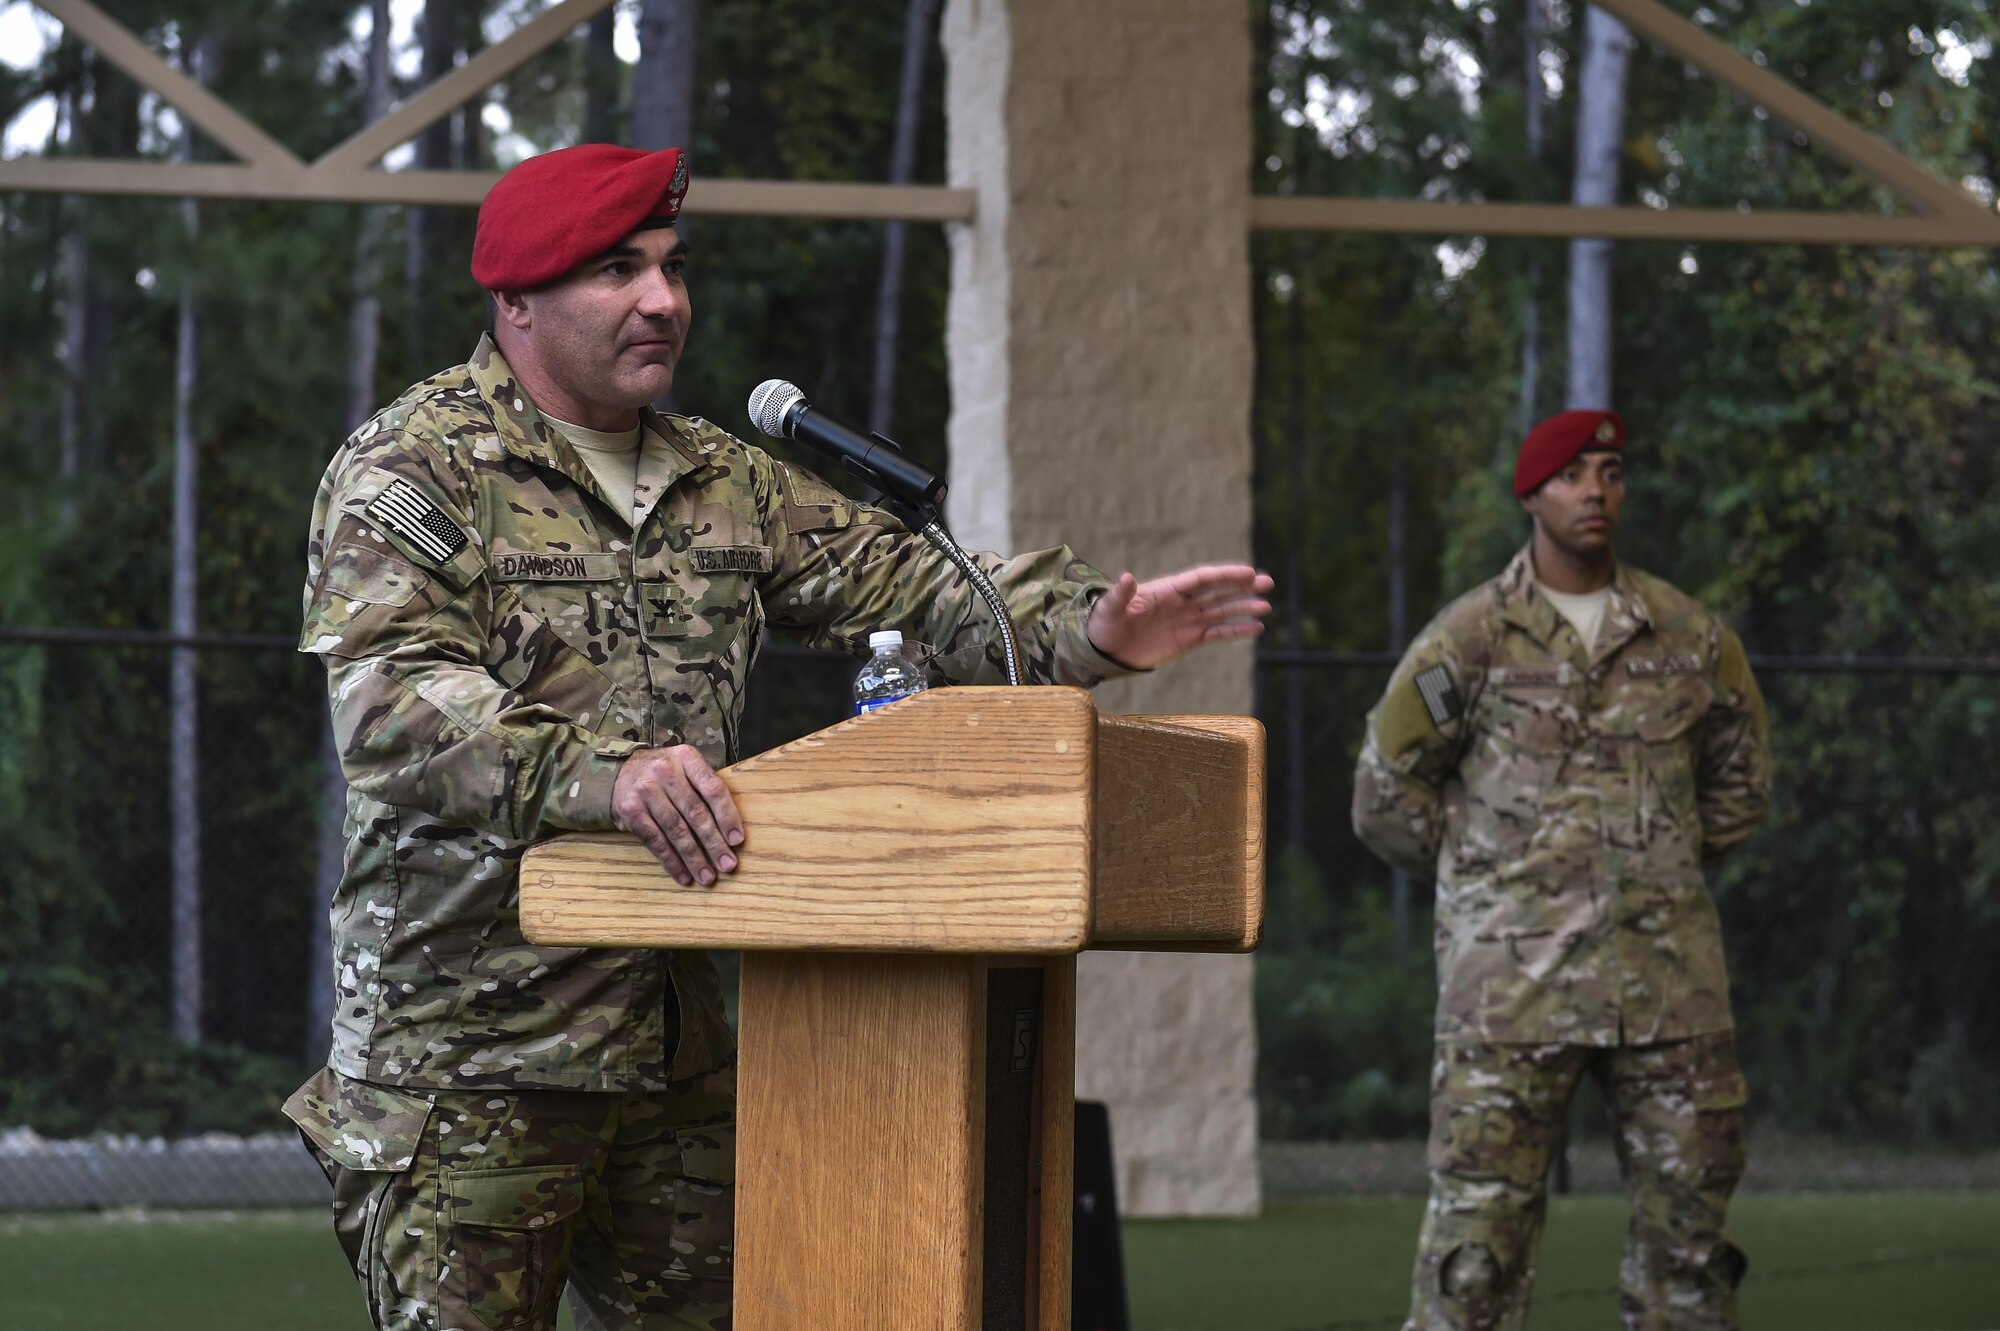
[{"left": 855, "top": 695, "right": 908, "bottom": 715}]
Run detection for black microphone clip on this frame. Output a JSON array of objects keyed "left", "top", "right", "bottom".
[{"left": 748, "top": 380, "right": 947, "bottom": 528}]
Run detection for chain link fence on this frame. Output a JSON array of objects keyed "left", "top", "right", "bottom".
[
  {"left": 3, "top": 627, "right": 1997, "bottom": 1209},
  {"left": 0, "top": 630, "right": 852, "bottom": 1210}
]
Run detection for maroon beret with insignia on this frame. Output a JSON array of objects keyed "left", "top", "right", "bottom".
[
  {"left": 1513, "top": 409, "right": 1625, "bottom": 497},
  {"left": 471, "top": 144, "right": 690, "bottom": 291}
]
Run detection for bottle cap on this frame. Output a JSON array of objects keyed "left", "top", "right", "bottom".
[{"left": 868, "top": 629, "right": 904, "bottom": 650}]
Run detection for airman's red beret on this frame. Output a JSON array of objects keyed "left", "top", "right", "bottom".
[
  {"left": 471, "top": 144, "right": 689, "bottom": 291},
  {"left": 1514, "top": 409, "right": 1625, "bottom": 497}
]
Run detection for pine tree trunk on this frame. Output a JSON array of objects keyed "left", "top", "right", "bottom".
[
  {"left": 407, "top": 0, "right": 458, "bottom": 369},
  {"left": 170, "top": 40, "right": 210, "bottom": 1047},
  {"left": 584, "top": 9, "right": 621, "bottom": 144},
  {"left": 1520, "top": 0, "right": 1546, "bottom": 439},
  {"left": 868, "top": 0, "right": 939, "bottom": 437},
  {"left": 1566, "top": 6, "right": 1633, "bottom": 410},
  {"left": 57, "top": 174, "right": 84, "bottom": 532},
  {"left": 632, "top": 0, "right": 698, "bottom": 153}
]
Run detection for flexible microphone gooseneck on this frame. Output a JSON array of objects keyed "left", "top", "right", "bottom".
[{"left": 747, "top": 379, "right": 1023, "bottom": 686}]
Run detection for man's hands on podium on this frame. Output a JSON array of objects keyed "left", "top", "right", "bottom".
[
  {"left": 1085, "top": 564, "right": 1275, "bottom": 671},
  {"left": 611, "top": 746, "right": 745, "bottom": 886},
  {"left": 610, "top": 564, "right": 1272, "bottom": 881}
]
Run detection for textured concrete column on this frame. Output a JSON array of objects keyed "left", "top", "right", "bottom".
[{"left": 943, "top": 0, "right": 1259, "bottom": 1217}]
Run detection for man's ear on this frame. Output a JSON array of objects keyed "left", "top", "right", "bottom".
[{"left": 491, "top": 288, "right": 533, "bottom": 331}]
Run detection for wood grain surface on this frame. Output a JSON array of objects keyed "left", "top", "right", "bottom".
[
  {"left": 1089, "top": 713, "right": 1266, "bottom": 951},
  {"left": 734, "top": 952, "right": 985, "bottom": 1330},
  {"left": 1035, "top": 956, "right": 1077, "bottom": 1331},
  {"left": 520, "top": 687, "right": 1097, "bottom": 954}
]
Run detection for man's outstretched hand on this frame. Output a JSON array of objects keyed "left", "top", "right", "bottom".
[
  {"left": 1084, "top": 564, "right": 1275, "bottom": 671},
  {"left": 611, "top": 745, "right": 744, "bottom": 886}
]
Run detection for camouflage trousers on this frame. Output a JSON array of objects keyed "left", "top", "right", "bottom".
[
  {"left": 288, "top": 1065, "right": 734, "bottom": 1331},
  {"left": 1407, "top": 1033, "right": 1748, "bottom": 1331}
]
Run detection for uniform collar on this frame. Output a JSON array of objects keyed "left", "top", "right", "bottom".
[
  {"left": 1497, "top": 544, "right": 1654, "bottom": 666},
  {"left": 467, "top": 335, "right": 706, "bottom": 517}
]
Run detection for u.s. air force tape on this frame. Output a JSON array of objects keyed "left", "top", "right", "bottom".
[
  {"left": 365, "top": 479, "right": 468, "bottom": 565},
  {"left": 1414, "top": 664, "right": 1462, "bottom": 728}
]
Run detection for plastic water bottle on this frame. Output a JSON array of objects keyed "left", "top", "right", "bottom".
[{"left": 853, "top": 629, "right": 928, "bottom": 715}]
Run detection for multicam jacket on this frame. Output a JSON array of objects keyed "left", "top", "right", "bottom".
[
  {"left": 302, "top": 337, "right": 1127, "bottom": 1092},
  {"left": 1352, "top": 548, "right": 1771, "bottom": 1047}
]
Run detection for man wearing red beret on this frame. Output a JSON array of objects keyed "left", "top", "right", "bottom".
[
  {"left": 284, "top": 143, "right": 1272, "bottom": 1331},
  {"left": 1353, "top": 410, "right": 1772, "bottom": 1331}
]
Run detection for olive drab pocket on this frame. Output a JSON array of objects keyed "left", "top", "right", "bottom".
[
  {"left": 668, "top": 1120, "right": 737, "bottom": 1284},
  {"left": 646, "top": 542, "right": 768, "bottom": 650},
  {"left": 337, "top": 465, "right": 487, "bottom": 592},
  {"left": 301, "top": 535, "right": 450, "bottom": 659},
  {"left": 440, "top": 1163, "right": 585, "bottom": 1331},
  {"left": 487, "top": 581, "right": 621, "bottom": 731},
  {"left": 284, "top": 1068, "right": 438, "bottom": 1319},
  {"left": 1627, "top": 669, "right": 1713, "bottom": 832},
  {"left": 284, "top": 1066, "right": 435, "bottom": 1174},
  {"left": 1456, "top": 665, "right": 1577, "bottom": 871}
]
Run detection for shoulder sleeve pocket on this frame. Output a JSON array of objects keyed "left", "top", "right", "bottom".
[
  {"left": 300, "top": 534, "right": 448, "bottom": 657},
  {"left": 775, "top": 461, "right": 859, "bottom": 535},
  {"left": 339, "top": 464, "right": 486, "bottom": 591},
  {"left": 282, "top": 1066, "right": 435, "bottom": 1172}
]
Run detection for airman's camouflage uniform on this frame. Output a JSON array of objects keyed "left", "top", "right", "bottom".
[
  {"left": 285, "top": 337, "right": 1129, "bottom": 1331},
  {"left": 1353, "top": 548, "right": 1771, "bottom": 1331}
]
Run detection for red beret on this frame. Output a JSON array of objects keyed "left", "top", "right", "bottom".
[
  {"left": 1514, "top": 410, "right": 1624, "bottom": 497},
  {"left": 471, "top": 144, "right": 689, "bottom": 291}
]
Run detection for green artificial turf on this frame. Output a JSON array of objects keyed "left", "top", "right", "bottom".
[
  {"left": 1121, "top": 1193, "right": 2000, "bottom": 1331},
  {"left": 6, "top": 1192, "right": 1997, "bottom": 1330}
]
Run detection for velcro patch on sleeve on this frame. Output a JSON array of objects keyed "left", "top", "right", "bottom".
[
  {"left": 1414, "top": 664, "right": 1462, "bottom": 728},
  {"left": 364, "top": 479, "right": 468, "bottom": 566}
]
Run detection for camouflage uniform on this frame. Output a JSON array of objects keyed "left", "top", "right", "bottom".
[
  {"left": 286, "top": 337, "right": 1129, "bottom": 1331},
  {"left": 1352, "top": 547, "right": 1771, "bottom": 1331}
]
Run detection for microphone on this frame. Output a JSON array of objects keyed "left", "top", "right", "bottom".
[{"left": 747, "top": 379, "right": 948, "bottom": 520}]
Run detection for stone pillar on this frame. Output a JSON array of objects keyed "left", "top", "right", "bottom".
[{"left": 943, "top": 0, "right": 1260, "bottom": 1217}]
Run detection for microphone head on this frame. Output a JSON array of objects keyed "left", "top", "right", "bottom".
[{"left": 748, "top": 379, "right": 806, "bottom": 439}]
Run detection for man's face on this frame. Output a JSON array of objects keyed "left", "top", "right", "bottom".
[
  {"left": 506, "top": 226, "right": 691, "bottom": 415},
  {"left": 1522, "top": 449, "right": 1623, "bottom": 557}
]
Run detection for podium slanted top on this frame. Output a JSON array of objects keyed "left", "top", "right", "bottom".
[{"left": 521, "top": 686, "right": 1262, "bottom": 956}]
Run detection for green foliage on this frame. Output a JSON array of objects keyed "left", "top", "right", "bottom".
[{"left": 1257, "top": 862, "right": 1435, "bottom": 1140}]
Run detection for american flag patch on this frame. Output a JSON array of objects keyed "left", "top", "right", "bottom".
[
  {"left": 1414, "top": 665, "right": 1461, "bottom": 728},
  {"left": 365, "top": 480, "right": 467, "bottom": 565}
]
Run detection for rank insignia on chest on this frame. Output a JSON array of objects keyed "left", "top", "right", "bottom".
[
  {"left": 1414, "top": 665, "right": 1462, "bottom": 728},
  {"left": 365, "top": 479, "right": 468, "bottom": 565}
]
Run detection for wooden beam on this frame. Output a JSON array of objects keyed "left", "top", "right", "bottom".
[
  {"left": 1250, "top": 196, "right": 2000, "bottom": 247},
  {"left": 311, "top": 0, "right": 617, "bottom": 175},
  {"left": 0, "top": 156, "right": 977, "bottom": 220},
  {"left": 33, "top": 0, "right": 304, "bottom": 173},
  {"left": 1592, "top": 0, "right": 1989, "bottom": 224}
]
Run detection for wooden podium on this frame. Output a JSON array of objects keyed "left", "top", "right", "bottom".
[{"left": 521, "top": 686, "right": 1263, "bottom": 1331}]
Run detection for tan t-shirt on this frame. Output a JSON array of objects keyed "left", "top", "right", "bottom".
[
  {"left": 1537, "top": 581, "right": 1612, "bottom": 652},
  {"left": 542, "top": 413, "right": 674, "bottom": 528}
]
